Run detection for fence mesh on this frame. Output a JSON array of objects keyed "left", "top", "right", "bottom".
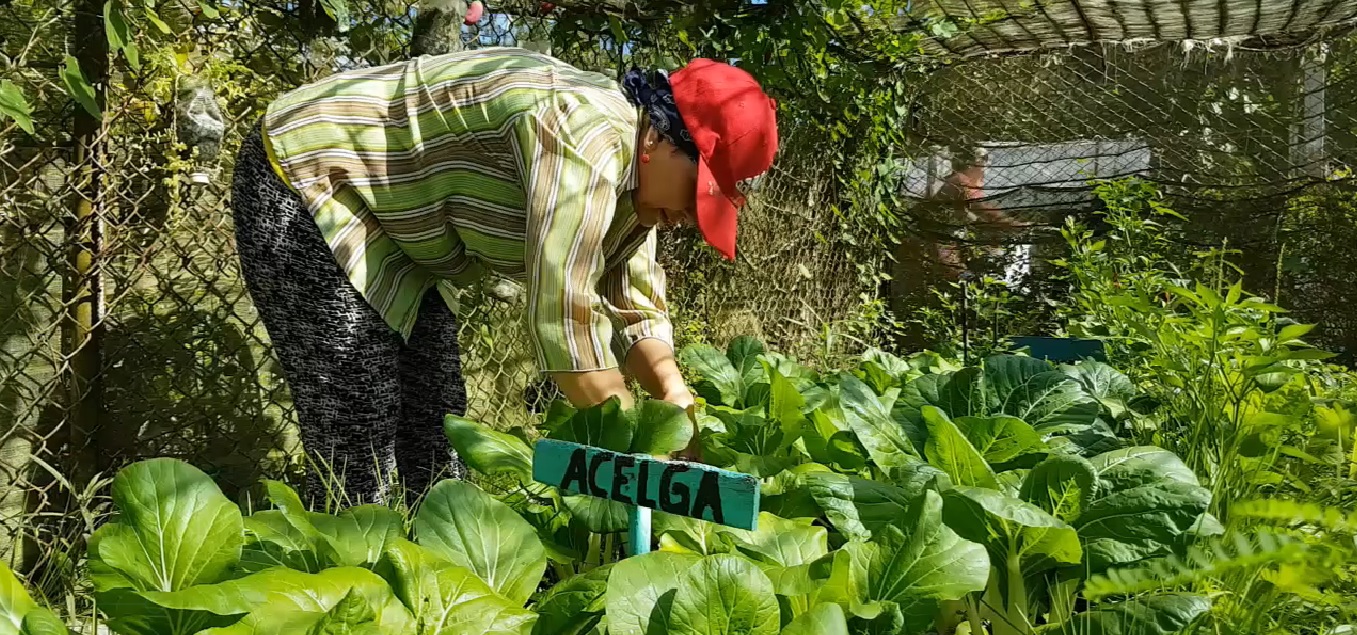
[{"left": 3, "top": 0, "right": 1357, "bottom": 596}]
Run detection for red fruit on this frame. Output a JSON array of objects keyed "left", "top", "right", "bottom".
[
  {"left": 464, "top": 0, "right": 483, "bottom": 24},
  {"left": 539, "top": 1, "right": 555, "bottom": 12}
]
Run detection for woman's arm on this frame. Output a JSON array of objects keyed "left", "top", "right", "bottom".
[
  {"left": 551, "top": 369, "right": 635, "bottom": 410},
  {"left": 625, "top": 338, "right": 693, "bottom": 406}
]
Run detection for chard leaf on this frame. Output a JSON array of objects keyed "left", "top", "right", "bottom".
[
  {"left": 1077, "top": 480, "right": 1211, "bottom": 573},
  {"left": 954, "top": 415, "right": 1047, "bottom": 465},
  {"left": 443, "top": 415, "right": 534, "bottom": 481},
  {"left": 817, "top": 491, "right": 990, "bottom": 633},
  {"left": 604, "top": 551, "right": 700, "bottom": 635},
  {"left": 190, "top": 568, "right": 415, "bottom": 635},
  {"left": 897, "top": 367, "right": 989, "bottom": 421},
  {"left": 1041, "top": 593, "right": 1210, "bottom": 635},
  {"left": 1061, "top": 361, "right": 1136, "bottom": 420},
  {"left": 803, "top": 472, "right": 916, "bottom": 542},
  {"left": 838, "top": 373, "right": 918, "bottom": 472},
  {"left": 779, "top": 602, "right": 848, "bottom": 635},
  {"left": 983, "top": 356, "right": 1101, "bottom": 438},
  {"left": 384, "top": 540, "right": 537, "bottom": 635},
  {"left": 681, "top": 344, "right": 744, "bottom": 406},
  {"left": 414, "top": 481, "right": 546, "bottom": 605},
  {"left": 921, "top": 407, "right": 998, "bottom": 489},
  {"left": 719, "top": 513, "right": 828, "bottom": 596},
  {"left": 90, "top": 458, "right": 243, "bottom": 593},
  {"left": 547, "top": 397, "right": 634, "bottom": 453},
  {"left": 1020, "top": 454, "right": 1097, "bottom": 523},
  {"left": 666, "top": 555, "right": 780, "bottom": 635},
  {"left": 0, "top": 561, "right": 68, "bottom": 635},
  {"left": 629, "top": 400, "right": 693, "bottom": 456},
  {"left": 533, "top": 564, "right": 613, "bottom": 635},
  {"left": 765, "top": 363, "right": 808, "bottom": 450},
  {"left": 311, "top": 505, "right": 403, "bottom": 569},
  {"left": 1090, "top": 447, "right": 1201, "bottom": 493},
  {"left": 88, "top": 459, "right": 244, "bottom": 635},
  {"left": 562, "top": 495, "right": 631, "bottom": 533},
  {"left": 727, "top": 336, "right": 769, "bottom": 394},
  {"left": 942, "top": 486, "right": 1082, "bottom": 575},
  {"left": 240, "top": 511, "right": 322, "bottom": 573}
]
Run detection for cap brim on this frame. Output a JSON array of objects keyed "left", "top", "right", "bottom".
[{"left": 694, "top": 156, "right": 740, "bottom": 260}]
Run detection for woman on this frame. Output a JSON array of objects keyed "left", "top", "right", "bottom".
[{"left": 230, "top": 47, "right": 779, "bottom": 506}]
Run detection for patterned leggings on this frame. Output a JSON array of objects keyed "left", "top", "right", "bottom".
[{"left": 230, "top": 126, "right": 467, "bottom": 508}]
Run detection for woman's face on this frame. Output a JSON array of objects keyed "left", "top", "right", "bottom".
[{"left": 634, "top": 127, "right": 698, "bottom": 229}]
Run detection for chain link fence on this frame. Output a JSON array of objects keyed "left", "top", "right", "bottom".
[{"left": 891, "top": 34, "right": 1357, "bottom": 361}]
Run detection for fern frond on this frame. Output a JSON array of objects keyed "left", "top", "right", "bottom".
[
  {"left": 1083, "top": 531, "right": 1307, "bottom": 601},
  {"left": 1231, "top": 499, "right": 1357, "bottom": 533}
]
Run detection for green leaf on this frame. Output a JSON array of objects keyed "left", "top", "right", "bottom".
[
  {"left": 1042, "top": 593, "right": 1210, "bottom": 634},
  {"left": 1077, "top": 480, "right": 1211, "bottom": 573},
  {"left": 444, "top": 415, "right": 534, "bottom": 481},
  {"left": 196, "top": 0, "right": 220, "bottom": 18},
  {"left": 718, "top": 513, "right": 828, "bottom": 596},
  {"left": 779, "top": 602, "right": 848, "bottom": 635},
  {"left": 0, "top": 80, "right": 35, "bottom": 134},
  {"left": 629, "top": 400, "right": 693, "bottom": 456},
  {"left": 942, "top": 486, "right": 1082, "bottom": 575},
  {"left": 547, "top": 397, "right": 633, "bottom": 453},
  {"left": 727, "top": 336, "right": 768, "bottom": 393},
  {"left": 604, "top": 551, "right": 700, "bottom": 635},
  {"left": 955, "top": 415, "right": 1046, "bottom": 465},
  {"left": 1019, "top": 455, "right": 1097, "bottom": 523},
  {"left": 816, "top": 491, "right": 989, "bottom": 633},
  {"left": 59, "top": 55, "right": 99, "bottom": 118},
  {"left": 142, "top": 7, "right": 173, "bottom": 33},
  {"left": 414, "top": 481, "right": 547, "bottom": 605},
  {"left": 189, "top": 568, "right": 415, "bottom": 635},
  {"left": 921, "top": 407, "right": 998, "bottom": 489},
  {"left": 803, "top": 472, "right": 917, "bottom": 542},
  {"left": 838, "top": 373, "right": 917, "bottom": 472},
  {"left": 317, "top": 0, "right": 350, "bottom": 26},
  {"left": 89, "top": 458, "right": 243, "bottom": 594},
  {"left": 607, "top": 15, "right": 628, "bottom": 43},
  {"left": 384, "top": 540, "right": 537, "bottom": 635},
  {"left": 895, "top": 368, "right": 988, "bottom": 444},
  {"left": 1090, "top": 447, "right": 1201, "bottom": 493},
  {"left": 562, "top": 495, "right": 631, "bottom": 533},
  {"left": 241, "top": 511, "right": 322, "bottom": 573},
  {"left": 142, "top": 566, "right": 386, "bottom": 616},
  {"left": 310, "top": 505, "right": 403, "bottom": 569},
  {"left": 765, "top": 363, "right": 808, "bottom": 450},
  {"left": 666, "top": 554, "right": 780, "bottom": 635},
  {"left": 1061, "top": 361, "right": 1136, "bottom": 420},
  {"left": 681, "top": 344, "right": 743, "bottom": 406},
  {"left": 0, "top": 561, "right": 68, "bottom": 635},
  {"left": 533, "top": 564, "right": 613, "bottom": 635},
  {"left": 985, "top": 356, "right": 1102, "bottom": 436},
  {"left": 103, "top": 1, "right": 141, "bottom": 71}
]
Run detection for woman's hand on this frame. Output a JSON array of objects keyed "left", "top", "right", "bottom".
[{"left": 660, "top": 388, "right": 703, "bottom": 463}]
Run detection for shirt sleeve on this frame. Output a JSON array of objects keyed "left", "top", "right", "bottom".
[
  {"left": 601, "top": 229, "right": 675, "bottom": 364},
  {"left": 516, "top": 99, "right": 627, "bottom": 373}
]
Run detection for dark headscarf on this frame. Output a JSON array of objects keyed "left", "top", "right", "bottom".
[{"left": 621, "top": 67, "right": 700, "bottom": 162}]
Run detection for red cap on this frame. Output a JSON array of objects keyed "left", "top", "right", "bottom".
[{"left": 669, "top": 59, "right": 779, "bottom": 260}]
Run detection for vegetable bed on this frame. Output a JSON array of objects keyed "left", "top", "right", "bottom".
[{"left": 4, "top": 340, "right": 1227, "bottom": 635}]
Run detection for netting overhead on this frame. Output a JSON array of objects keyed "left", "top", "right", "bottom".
[{"left": 919, "top": 0, "right": 1357, "bottom": 56}]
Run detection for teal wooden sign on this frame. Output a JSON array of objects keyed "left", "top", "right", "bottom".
[{"left": 532, "top": 439, "right": 761, "bottom": 541}]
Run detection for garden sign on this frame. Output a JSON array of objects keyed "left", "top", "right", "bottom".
[{"left": 532, "top": 439, "right": 760, "bottom": 556}]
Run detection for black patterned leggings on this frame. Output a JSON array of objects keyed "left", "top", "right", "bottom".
[{"left": 230, "top": 126, "right": 466, "bottom": 508}]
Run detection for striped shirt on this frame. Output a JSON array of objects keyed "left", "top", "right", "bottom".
[{"left": 261, "top": 47, "right": 672, "bottom": 373}]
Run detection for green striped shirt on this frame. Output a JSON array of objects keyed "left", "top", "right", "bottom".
[{"left": 261, "top": 47, "right": 672, "bottom": 373}]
